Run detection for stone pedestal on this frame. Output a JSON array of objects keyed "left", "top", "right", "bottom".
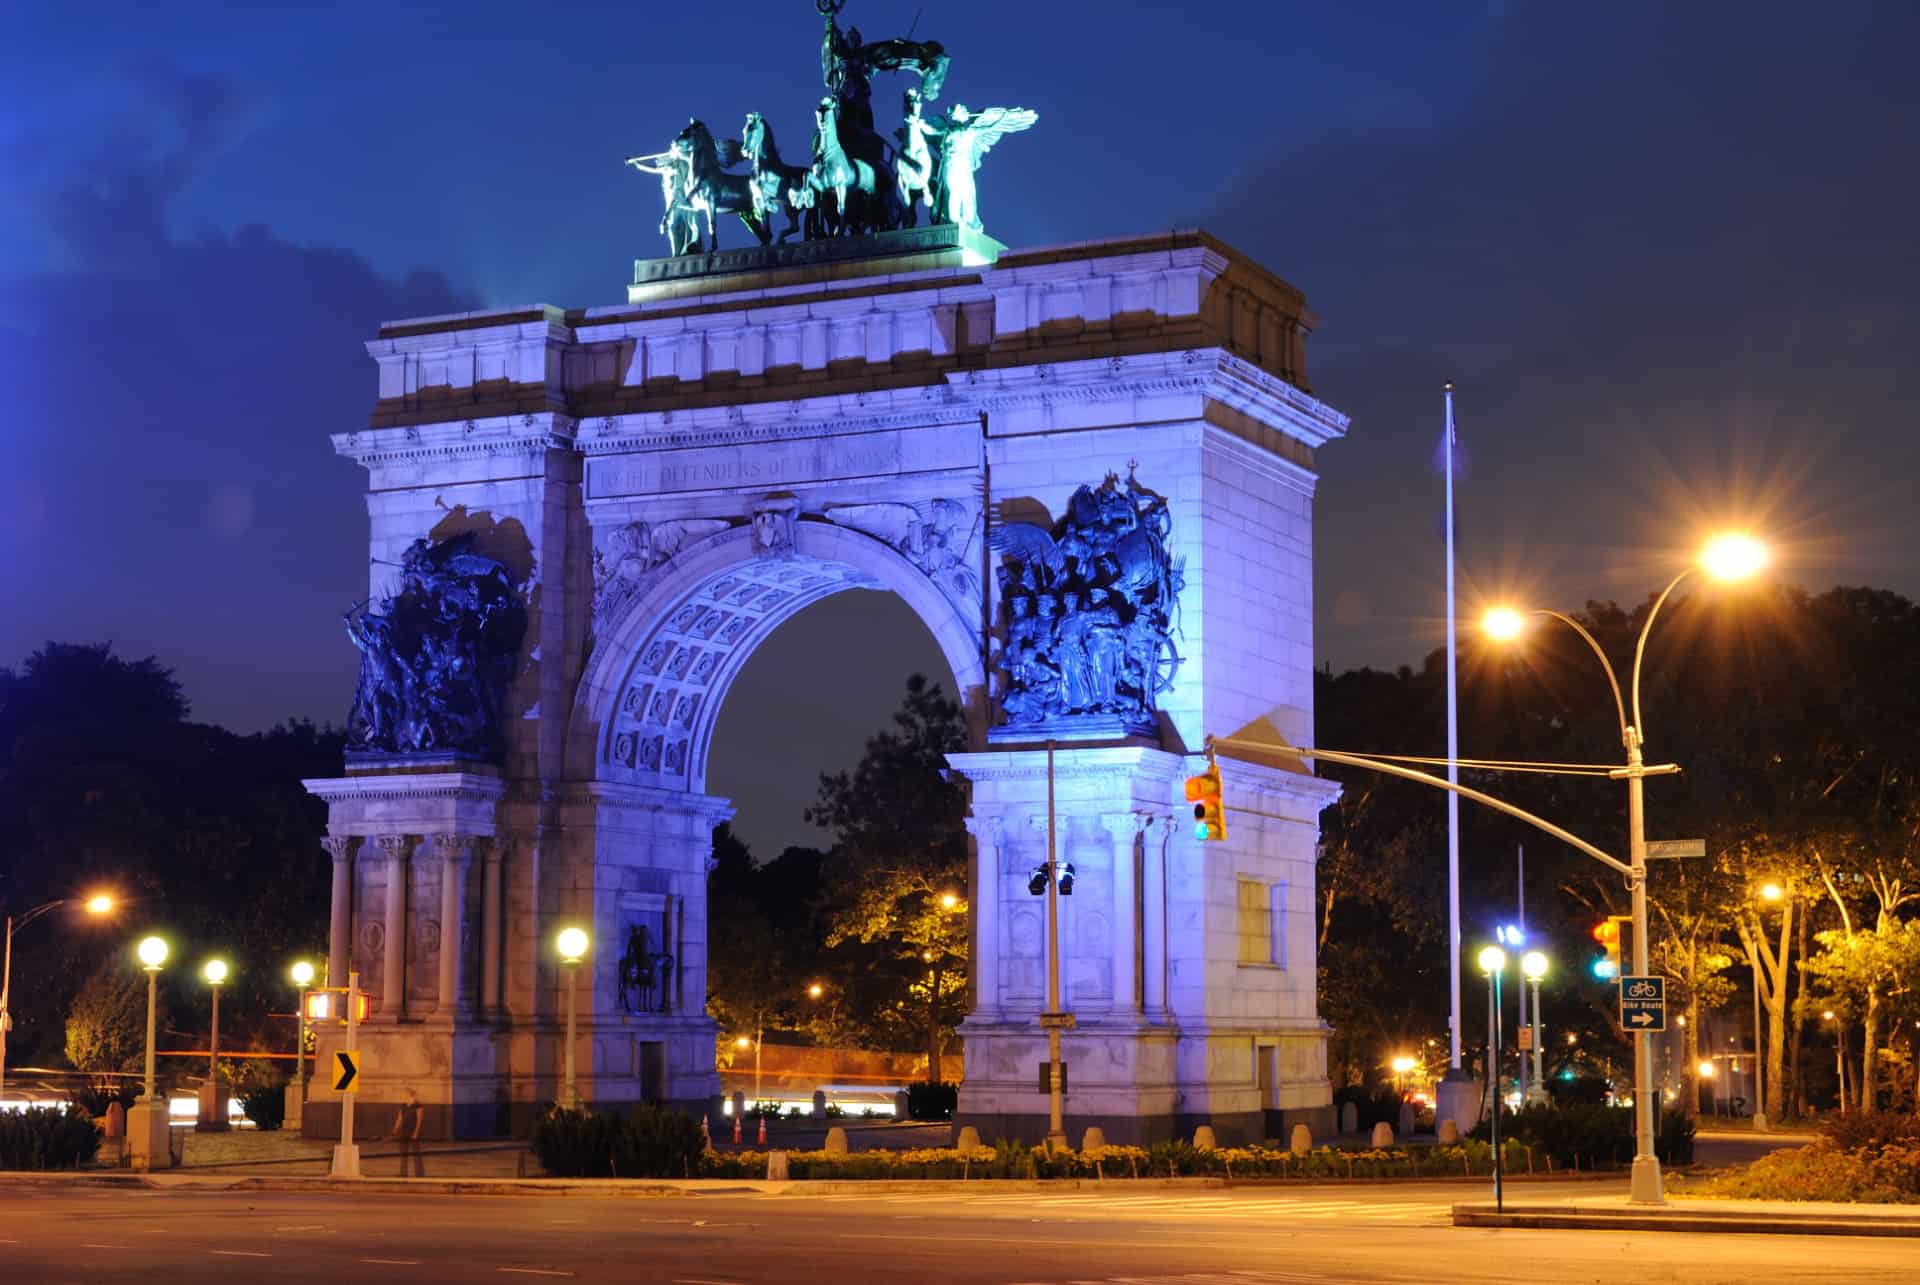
[
  {"left": 284, "top": 1081, "right": 305, "bottom": 1131},
  {"left": 126, "top": 1099, "right": 171, "bottom": 1172},
  {"left": 195, "top": 1076, "right": 230, "bottom": 1131},
  {"left": 948, "top": 742, "right": 1337, "bottom": 1146}
]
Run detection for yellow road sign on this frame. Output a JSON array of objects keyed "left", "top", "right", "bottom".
[{"left": 333, "top": 1049, "right": 361, "bottom": 1093}]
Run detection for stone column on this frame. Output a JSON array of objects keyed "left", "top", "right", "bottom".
[
  {"left": 480, "top": 840, "right": 504, "bottom": 1019},
  {"left": 323, "top": 836, "right": 354, "bottom": 989},
  {"left": 1141, "top": 815, "right": 1171, "bottom": 1021},
  {"left": 964, "top": 814, "right": 1003, "bottom": 1018},
  {"left": 378, "top": 834, "right": 410, "bottom": 1019},
  {"left": 433, "top": 834, "right": 473, "bottom": 1020},
  {"left": 1102, "top": 813, "right": 1147, "bottom": 1017}
]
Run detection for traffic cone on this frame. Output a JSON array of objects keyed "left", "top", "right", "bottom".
[
  {"left": 732, "top": 1113, "right": 742, "bottom": 1144},
  {"left": 700, "top": 1114, "right": 711, "bottom": 1147},
  {"left": 757, "top": 1115, "right": 767, "bottom": 1146}
]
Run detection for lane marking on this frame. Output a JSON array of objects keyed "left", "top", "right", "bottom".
[
  {"left": 80, "top": 1243, "right": 134, "bottom": 1250},
  {"left": 211, "top": 1250, "right": 272, "bottom": 1258},
  {"left": 360, "top": 1258, "right": 422, "bottom": 1266},
  {"left": 498, "top": 1271, "right": 576, "bottom": 1279},
  {"left": 276, "top": 1224, "right": 329, "bottom": 1231},
  {"left": 673, "top": 1279, "right": 748, "bottom": 1285}
]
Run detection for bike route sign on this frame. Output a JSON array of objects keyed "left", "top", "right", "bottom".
[{"left": 1618, "top": 975, "right": 1666, "bottom": 1032}]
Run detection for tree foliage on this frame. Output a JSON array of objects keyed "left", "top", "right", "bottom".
[{"left": 63, "top": 957, "right": 161, "bottom": 1075}]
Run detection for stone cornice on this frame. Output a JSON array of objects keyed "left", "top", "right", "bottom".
[
  {"left": 332, "top": 413, "right": 579, "bottom": 470},
  {"left": 303, "top": 774, "right": 510, "bottom": 806},
  {"left": 946, "top": 745, "right": 1190, "bottom": 784}
]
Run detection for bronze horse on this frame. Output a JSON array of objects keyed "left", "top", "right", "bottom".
[{"left": 671, "top": 119, "right": 770, "bottom": 251}]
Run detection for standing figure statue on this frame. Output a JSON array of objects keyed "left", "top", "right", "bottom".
[
  {"left": 936, "top": 104, "right": 1037, "bottom": 231},
  {"left": 627, "top": 150, "right": 702, "bottom": 256}
]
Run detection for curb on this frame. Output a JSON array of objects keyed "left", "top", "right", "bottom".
[
  {"left": 0, "top": 1169, "right": 1612, "bottom": 1198},
  {"left": 1452, "top": 1203, "right": 1920, "bottom": 1238}
]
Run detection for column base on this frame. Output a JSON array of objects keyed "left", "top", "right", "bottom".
[{"left": 126, "top": 1100, "right": 172, "bottom": 1172}]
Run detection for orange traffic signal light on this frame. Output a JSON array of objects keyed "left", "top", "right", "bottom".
[
  {"left": 1185, "top": 763, "right": 1226, "bottom": 841},
  {"left": 1590, "top": 918, "right": 1625, "bottom": 979},
  {"left": 306, "top": 991, "right": 370, "bottom": 1023}
]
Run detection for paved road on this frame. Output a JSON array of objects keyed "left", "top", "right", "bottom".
[{"left": 2, "top": 1180, "right": 1910, "bottom": 1283}]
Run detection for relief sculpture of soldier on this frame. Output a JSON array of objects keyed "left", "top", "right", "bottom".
[{"left": 991, "top": 468, "right": 1185, "bottom": 731}]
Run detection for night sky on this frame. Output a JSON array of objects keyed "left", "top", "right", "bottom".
[{"left": 5, "top": 3, "right": 1915, "bottom": 857}]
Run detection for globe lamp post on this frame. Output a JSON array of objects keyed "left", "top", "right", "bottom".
[
  {"left": 1478, "top": 945, "right": 1508, "bottom": 1210},
  {"left": 1520, "top": 950, "right": 1549, "bottom": 1104},
  {"left": 556, "top": 927, "right": 589, "bottom": 1110},
  {"left": 198, "top": 958, "right": 230, "bottom": 1131}
]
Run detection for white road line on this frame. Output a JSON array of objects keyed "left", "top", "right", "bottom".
[
  {"left": 275, "top": 1224, "right": 329, "bottom": 1231},
  {"left": 673, "top": 1278, "right": 748, "bottom": 1285},
  {"left": 80, "top": 1243, "right": 133, "bottom": 1250},
  {"left": 497, "top": 1270, "right": 575, "bottom": 1278},
  {"left": 0, "top": 1238, "right": 18, "bottom": 1244},
  {"left": 360, "top": 1258, "right": 422, "bottom": 1265},
  {"left": 211, "top": 1250, "right": 272, "bottom": 1257}
]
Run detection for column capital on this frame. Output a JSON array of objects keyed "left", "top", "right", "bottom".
[
  {"left": 1099, "top": 811, "right": 1153, "bottom": 843},
  {"left": 1140, "top": 812, "right": 1179, "bottom": 845},
  {"left": 321, "top": 835, "right": 355, "bottom": 863},
  {"left": 963, "top": 814, "right": 1005, "bottom": 844},
  {"left": 428, "top": 832, "right": 481, "bottom": 863},
  {"left": 375, "top": 834, "right": 411, "bottom": 859}
]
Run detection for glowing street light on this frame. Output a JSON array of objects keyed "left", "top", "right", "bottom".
[
  {"left": 199, "top": 958, "right": 231, "bottom": 1132},
  {"left": 734, "top": 1035, "right": 752, "bottom": 1050},
  {"left": 136, "top": 936, "right": 169, "bottom": 1101},
  {"left": 290, "top": 960, "right": 316, "bottom": 1113},
  {"left": 1700, "top": 532, "right": 1769, "bottom": 583},
  {"left": 1479, "top": 530, "right": 1770, "bottom": 1204},
  {"left": 806, "top": 983, "right": 824, "bottom": 1000},
  {"left": 939, "top": 892, "right": 960, "bottom": 911},
  {"left": 2, "top": 892, "right": 117, "bottom": 1108},
  {"left": 1520, "top": 951, "right": 1548, "bottom": 1105},
  {"left": 556, "top": 927, "right": 589, "bottom": 1110},
  {"left": 1477, "top": 946, "right": 1509, "bottom": 1211}
]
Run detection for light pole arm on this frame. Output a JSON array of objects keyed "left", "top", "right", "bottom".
[
  {"left": 1209, "top": 737, "right": 1632, "bottom": 877},
  {"left": 1535, "top": 610, "right": 1629, "bottom": 747},
  {"left": 1630, "top": 569, "right": 1694, "bottom": 742},
  {"left": 9, "top": 900, "right": 74, "bottom": 934}
]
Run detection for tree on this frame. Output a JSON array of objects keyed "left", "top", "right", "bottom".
[
  {"left": 64, "top": 958, "right": 162, "bottom": 1075},
  {"left": 808, "top": 674, "right": 969, "bottom": 1077}
]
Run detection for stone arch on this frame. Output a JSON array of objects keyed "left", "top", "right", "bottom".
[{"left": 568, "top": 519, "right": 989, "bottom": 790}]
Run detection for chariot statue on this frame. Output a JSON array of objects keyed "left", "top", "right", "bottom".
[{"left": 625, "top": 1, "right": 1035, "bottom": 254}]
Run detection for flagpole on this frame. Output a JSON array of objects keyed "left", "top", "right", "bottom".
[{"left": 1438, "top": 382, "right": 1472, "bottom": 1135}]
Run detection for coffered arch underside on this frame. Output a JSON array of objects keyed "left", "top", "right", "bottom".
[{"left": 574, "top": 522, "right": 988, "bottom": 792}]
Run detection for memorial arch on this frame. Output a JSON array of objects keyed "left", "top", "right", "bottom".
[{"left": 303, "top": 229, "right": 1351, "bottom": 1144}]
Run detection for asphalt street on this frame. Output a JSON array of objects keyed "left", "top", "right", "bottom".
[{"left": 3, "top": 1180, "right": 1914, "bottom": 1284}]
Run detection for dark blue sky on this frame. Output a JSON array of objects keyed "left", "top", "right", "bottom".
[{"left": 5, "top": 2, "right": 1916, "bottom": 856}]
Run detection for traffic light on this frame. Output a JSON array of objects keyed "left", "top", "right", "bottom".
[
  {"left": 1057, "top": 862, "right": 1075, "bottom": 896},
  {"left": 1590, "top": 918, "right": 1623, "bottom": 980},
  {"left": 1186, "top": 762, "right": 1226, "bottom": 841},
  {"left": 1028, "top": 866, "right": 1049, "bottom": 896}
]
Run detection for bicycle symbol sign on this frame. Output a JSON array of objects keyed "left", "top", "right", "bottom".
[{"left": 1618, "top": 975, "right": 1666, "bottom": 1032}]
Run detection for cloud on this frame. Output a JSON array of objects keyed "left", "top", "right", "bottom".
[{"left": 1, "top": 64, "right": 480, "bottom": 732}]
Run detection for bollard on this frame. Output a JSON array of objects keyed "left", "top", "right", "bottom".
[
  {"left": 1438, "top": 1119, "right": 1459, "bottom": 1145},
  {"left": 1289, "top": 1123, "right": 1312, "bottom": 1155},
  {"left": 1339, "top": 1102, "right": 1358, "bottom": 1134},
  {"left": 1081, "top": 1126, "right": 1107, "bottom": 1153},
  {"left": 812, "top": 1090, "right": 827, "bottom": 1120},
  {"left": 766, "top": 1149, "right": 789, "bottom": 1181},
  {"left": 1192, "top": 1125, "right": 1216, "bottom": 1152},
  {"left": 1399, "top": 1103, "right": 1415, "bottom": 1138},
  {"left": 954, "top": 1124, "right": 981, "bottom": 1151},
  {"left": 1370, "top": 1121, "right": 1394, "bottom": 1148},
  {"left": 824, "top": 1126, "right": 849, "bottom": 1155},
  {"left": 894, "top": 1090, "right": 911, "bottom": 1119}
]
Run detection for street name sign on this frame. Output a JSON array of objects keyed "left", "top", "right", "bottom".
[
  {"left": 1517, "top": 1025, "right": 1534, "bottom": 1051},
  {"left": 1618, "top": 976, "right": 1666, "bottom": 1032},
  {"left": 1645, "top": 839, "right": 1706, "bottom": 860},
  {"left": 333, "top": 1050, "right": 361, "bottom": 1093}
]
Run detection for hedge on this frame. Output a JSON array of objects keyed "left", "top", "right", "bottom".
[{"left": 0, "top": 1105, "right": 100, "bottom": 1170}]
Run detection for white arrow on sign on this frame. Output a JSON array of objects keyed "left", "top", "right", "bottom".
[{"left": 1627, "top": 1011, "right": 1655, "bottom": 1026}]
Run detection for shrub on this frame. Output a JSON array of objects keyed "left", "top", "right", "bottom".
[
  {"left": 907, "top": 1081, "right": 958, "bottom": 1121},
  {"left": 1472, "top": 1104, "right": 1692, "bottom": 1168},
  {"left": 1817, "top": 1110, "right": 1920, "bottom": 1154},
  {"left": 1701, "top": 1141, "right": 1920, "bottom": 1203},
  {"left": 531, "top": 1104, "right": 705, "bottom": 1179},
  {"left": 0, "top": 1105, "right": 100, "bottom": 1170},
  {"left": 239, "top": 1083, "right": 287, "bottom": 1131},
  {"left": 1332, "top": 1085, "right": 1404, "bottom": 1130},
  {"left": 67, "top": 1078, "right": 140, "bottom": 1117}
]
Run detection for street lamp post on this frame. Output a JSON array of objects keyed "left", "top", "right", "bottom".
[
  {"left": 1040, "top": 738, "right": 1072, "bottom": 1154},
  {"left": 199, "top": 958, "right": 229, "bottom": 1132},
  {"left": 130, "top": 935, "right": 170, "bottom": 1171},
  {"left": 0, "top": 893, "right": 115, "bottom": 1109},
  {"left": 289, "top": 960, "right": 315, "bottom": 1131},
  {"left": 556, "top": 927, "right": 589, "bottom": 1110},
  {"left": 1479, "top": 946, "right": 1507, "bottom": 1211},
  {"left": 1483, "top": 530, "right": 1768, "bottom": 1204},
  {"left": 1521, "top": 951, "right": 1549, "bottom": 1105}
]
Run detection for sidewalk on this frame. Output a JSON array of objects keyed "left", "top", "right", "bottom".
[{"left": 1453, "top": 1194, "right": 1920, "bottom": 1237}]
